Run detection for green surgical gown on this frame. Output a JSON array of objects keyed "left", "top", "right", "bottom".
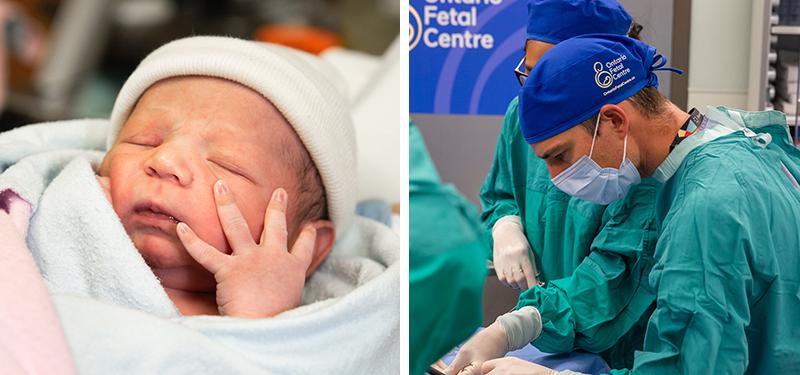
[
  {"left": 481, "top": 98, "right": 660, "bottom": 368},
  {"left": 409, "top": 122, "right": 487, "bottom": 375},
  {"left": 611, "top": 108, "right": 800, "bottom": 374},
  {"left": 516, "top": 177, "right": 660, "bottom": 369}
]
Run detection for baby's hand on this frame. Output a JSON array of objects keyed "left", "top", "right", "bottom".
[{"left": 176, "top": 180, "right": 316, "bottom": 318}]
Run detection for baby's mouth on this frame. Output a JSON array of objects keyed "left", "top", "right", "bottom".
[{"left": 133, "top": 202, "right": 181, "bottom": 224}]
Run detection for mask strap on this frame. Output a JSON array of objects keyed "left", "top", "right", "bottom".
[
  {"left": 588, "top": 114, "right": 602, "bottom": 158},
  {"left": 590, "top": 112, "right": 630, "bottom": 163},
  {"left": 622, "top": 132, "right": 629, "bottom": 161}
]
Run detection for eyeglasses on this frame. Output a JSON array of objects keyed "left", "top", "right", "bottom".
[{"left": 514, "top": 57, "right": 528, "bottom": 86}]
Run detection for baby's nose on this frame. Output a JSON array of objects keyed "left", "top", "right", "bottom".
[{"left": 146, "top": 150, "right": 193, "bottom": 186}]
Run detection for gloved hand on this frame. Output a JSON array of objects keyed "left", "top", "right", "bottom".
[
  {"left": 447, "top": 307, "right": 543, "bottom": 375},
  {"left": 492, "top": 215, "right": 539, "bottom": 290},
  {"left": 445, "top": 322, "right": 510, "bottom": 375}
]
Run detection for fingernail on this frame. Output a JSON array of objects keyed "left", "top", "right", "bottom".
[
  {"left": 274, "top": 188, "right": 286, "bottom": 203},
  {"left": 177, "top": 222, "right": 188, "bottom": 234},
  {"left": 215, "top": 180, "right": 228, "bottom": 195}
]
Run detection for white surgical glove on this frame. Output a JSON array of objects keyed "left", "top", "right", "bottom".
[
  {"left": 445, "top": 322, "right": 509, "bottom": 375},
  {"left": 492, "top": 215, "right": 539, "bottom": 290},
  {"left": 446, "top": 307, "right": 543, "bottom": 375}
]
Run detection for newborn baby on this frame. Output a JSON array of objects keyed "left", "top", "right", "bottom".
[{"left": 94, "top": 37, "right": 356, "bottom": 318}]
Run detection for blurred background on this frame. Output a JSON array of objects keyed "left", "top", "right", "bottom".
[
  {"left": 0, "top": 0, "right": 398, "bottom": 129},
  {"left": 0, "top": 0, "right": 401, "bottom": 210}
]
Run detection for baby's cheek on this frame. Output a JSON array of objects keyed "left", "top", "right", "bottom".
[
  {"left": 108, "top": 168, "right": 134, "bottom": 218},
  {"left": 195, "top": 214, "right": 234, "bottom": 254},
  {"left": 242, "top": 203, "right": 268, "bottom": 242}
]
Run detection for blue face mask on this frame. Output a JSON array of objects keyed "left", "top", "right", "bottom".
[{"left": 551, "top": 116, "right": 641, "bottom": 205}]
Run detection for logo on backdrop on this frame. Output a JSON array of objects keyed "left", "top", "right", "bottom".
[
  {"left": 409, "top": 5, "right": 422, "bottom": 51},
  {"left": 409, "top": 0, "right": 527, "bottom": 115},
  {"left": 409, "top": 2, "right": 496, "bottom": 50}
]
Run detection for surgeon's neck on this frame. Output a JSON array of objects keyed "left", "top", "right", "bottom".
[{"left": 639, "top": 103, "right": 689, "bottom": 177}]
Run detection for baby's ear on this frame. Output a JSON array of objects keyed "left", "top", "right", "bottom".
[{"left": 304, "top": 220, "right": 335, "bottom": 277}]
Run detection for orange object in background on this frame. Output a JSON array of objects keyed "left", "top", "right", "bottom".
[
  {"left": 5, "top": 0, "right": 52, "bottom": 91},
  {"left": 254, "top": 24, "right": 342, "bottom": 55}
]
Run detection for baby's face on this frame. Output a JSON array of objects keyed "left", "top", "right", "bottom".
[{"left": 99, "top": 76, "right": 303, "bottom": 292}]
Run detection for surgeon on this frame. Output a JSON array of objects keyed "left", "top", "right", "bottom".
[
  {"left": 458, "top": 0, "right": 659, "bottom": 371},
  {"left": 459, "top": 34, "right": 800, "bottom": 374},
  {"left": 410, "top": 121, "right": 488, "bottom": 375},
  {"left": 481, "top": 0, "right": 641, "bottom": 291}
]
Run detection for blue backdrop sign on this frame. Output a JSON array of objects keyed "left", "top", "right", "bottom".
[{"left": 410, "top": 0, "right": 527, "bottom": 115}]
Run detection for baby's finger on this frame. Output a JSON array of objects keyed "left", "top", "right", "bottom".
[
  {"left": 289, "top": 225, "right": 316, "bottom": 268},
  {"left": 259, "top": 188, "right": 288, "bottom": 248},
  {"left": 177, "top": 222, "right": 226, "bottom": 274},
  {"left": 213, "top": 179, "right": 255, "bottom": 251}
]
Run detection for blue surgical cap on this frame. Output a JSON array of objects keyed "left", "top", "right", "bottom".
[
  {"left": 527, "top": 0, "right": 633, "bottom": 44},
  {"left": 519, "top": 34, "right": 682, "bottom": 144}
]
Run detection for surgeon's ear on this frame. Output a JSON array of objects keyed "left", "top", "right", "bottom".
[
  {"left": 598, "top": 104, "right": 629, "bottom": 139},
  {"left": 302, "top": 220, "right": 335, "bottom": 277}
]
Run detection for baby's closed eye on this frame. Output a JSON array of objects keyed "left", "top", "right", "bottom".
[{"left": 208, "top": 159, "right": 253, "bottom": 182}]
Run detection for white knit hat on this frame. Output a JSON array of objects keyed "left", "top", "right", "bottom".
[{"left": 107, "top": 36, "right": 357, "bottom": 236}]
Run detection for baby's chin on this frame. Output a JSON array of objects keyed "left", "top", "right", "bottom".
[{"left": 129, "top": 228, "right": 194, "bottom": 269}]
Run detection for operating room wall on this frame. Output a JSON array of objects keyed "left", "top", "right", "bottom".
[
  {"left": 412, "top": 0, "right": 678, "bottom": 208},
  {"left": 622, "top": 0, "right": 675, "bottom": 98},
  {"left": 685, "top": 0, "right": 753, "bottom": 110},
  {"left": 412, "top": 113, "right": 503, "bottom": 208}
]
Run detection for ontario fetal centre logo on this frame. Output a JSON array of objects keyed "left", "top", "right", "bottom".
[
  {"left": 594, "top": 62, "right": 613, "bottom": 89},
  {"left": 594, "top": 54, "right": 634, "bottom": 96},
  {"left": 408, "top": 2, "right": 496, "bottom": 51},
  {"left": 409, "top": 4, "right": 422, "bottom": 51}
]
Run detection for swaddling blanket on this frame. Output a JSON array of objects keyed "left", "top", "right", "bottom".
[{"left": 0, "top": 120, "right": 399, "bottom": 374}]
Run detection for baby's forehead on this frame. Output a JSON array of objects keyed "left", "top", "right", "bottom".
[
  {"left": 130, "top": 76, "right": 309, "bottom": 157},
  {"left": 136, "top": 78, "right": 281, "bottom": 130}
]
